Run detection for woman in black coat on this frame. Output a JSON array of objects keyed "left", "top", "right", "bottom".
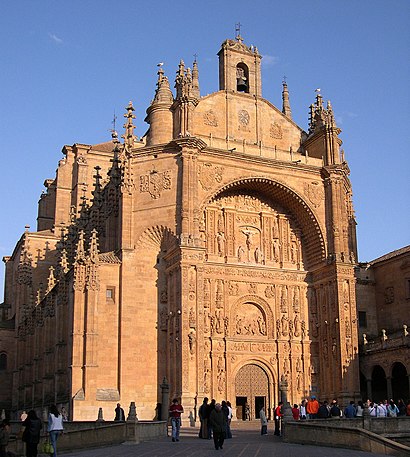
[{"left": 22, "top": 410, "right": 42, "bottom": 457}]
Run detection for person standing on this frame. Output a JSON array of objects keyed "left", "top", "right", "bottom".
[
  {"left": 259, "top": 406, "right": 268, "bottom": 435},
  {"left": 47, "top": 405, "right": 63, "bottom": 457},
  {"left": 22, "top": 410, "right": 42, "bottom": 457},
  {"left": 198, "top": 397, "right": 208, "bottom": 439},
  {"left": 291, "top": 404, "right": 300, "bottom": 420},
  {"left": 0, "top": 420, "right": 10, "bottom": 457},
  {"left": 206, "top": 399, "right": 216, "bottom": 439},
  {"left": 344, "top": 401, "right": 357, "bottom": 418},
  {"left": 114, "top": 403, "right": 125, "bottom": 421},
  {"left": 306, "top": 396, "right": 319, "bottom": 419},
  {"left": 274, "top": 402, "right": 283, "bottom": 436},
  {"left": 299, "top": 399, "right": 307, "bottom": 420},
  {"left": 209, "top": 403, "right": 227, "bottom": 450},
  {"left": 169, "top": 398, "right": 184, "bottom": 442},
  {"left": 226, "top": 401, "right": 233, "bottom": 439}
]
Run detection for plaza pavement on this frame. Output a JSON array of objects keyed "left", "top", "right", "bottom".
[{"left": 61, "top": 421, "right": 386, "bottom": 457}]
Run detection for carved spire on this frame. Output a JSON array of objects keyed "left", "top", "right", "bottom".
[
  {"left": 152, "top": 67, "right": 173, "bottom": 105},
  {"left": 281, "top": 78, "right": 292, "bottom": 119},
  {"left": 75, "top": 230, "right": 86, "bottom": 263},
  {"left": 192, "top": 58, "right": 200, "bottom": 99},
  {"left": 122, "top": 101, "right": 137, "bottom": 149},
  {"left": 308, "top": 89, "right": 338, "bottom": 133},
  {"left": 89, "top": 229, "right": 99, "bottom": 264},
  {"left": 175, "top": 59, "right": 185, "bottom": 98},
  {"left": 46, "top": 266, "right": 56, "bottom": 293}
]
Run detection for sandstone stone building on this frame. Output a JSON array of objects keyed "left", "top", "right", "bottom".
[{"left": 0, "top": 35, "right": 406, "bottom": 421}]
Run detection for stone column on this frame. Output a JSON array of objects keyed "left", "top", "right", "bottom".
[
  {"left": 279, "top": 375, "right": 292, "bottom": 419},
  {"left": 161, "top": 377, "right": 170, "bottom": 421},
  {"left": 96, "top": 407, "right": 104, "bottom": 422},
  {"left": 366, "top": 378, "right": 372, "bottom": 401},
  {"left": 386, "top": 376, "right": 392, "bottom": 400}
]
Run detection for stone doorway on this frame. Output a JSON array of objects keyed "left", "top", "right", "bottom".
[{"left": 235, "top": 364, "right": 270, "bottom": 420}]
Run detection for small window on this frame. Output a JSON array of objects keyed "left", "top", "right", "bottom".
[
  {"left": 406, "top": 279, "right": 410, "bottom": 299},
  {"left": 0, "top": 353, "right": 7, "bottom": 370},
  {"left": 358, "top": 311, "right": 367, "bottom": 328},
  {"left": 106, "top": 288, "right": 115, "bottom": 301}
]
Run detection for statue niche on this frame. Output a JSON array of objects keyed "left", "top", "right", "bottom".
[{"left": 235, "top": 303, "right": 267, "bottom": 337}]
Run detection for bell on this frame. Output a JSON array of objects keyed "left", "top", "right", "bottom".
[{"left": 237, "top": 77, "right": 248, "bottom": 92}]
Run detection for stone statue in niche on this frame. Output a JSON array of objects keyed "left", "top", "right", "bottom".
[
  {"left": 296, "top": 357, "right": 302, "bottom": 372},
  {"left": 237, "top": 245, "right": 245, "bottom": 262},
  {"left": 216, "top": 232, "right": 225, "bottom": 256},
  {"left": 254, "top": 247, "right": 261, "bottom": 263},
  {"left": 276, "top": 319, "right": 281, "bottom": 339},
  {"left": 281, "top": 314, "right": 288, "bottom": 336},
  {"left": 215, "top": 310, "right": 223, "bottom": 334},
  {"left": 301, "top": 320, "right": 306, "bottom": 339},
  {"left": 217, "top": 355, "right": 225, "bottom": 373},
  {"left": 224, "top": 316, "right": 229, "bottom": 336},
  {"left": 188, "top": 331, "right": 196, "bottom": 355},
  {"left": 273, "top": 238, "right": 280, "bottom": 262},
  {"left": 189, "top": 307, "right": 195, "bottom": 328},
  {"left": 217, "top": 371, "right": 225, "bottom": 393},
  {"left": 294, "top": 315, "right": 301, "bottom": 337},
  {"left": 280, "top": 287, "right": 287, "bottom": 313},
  {"left": 292, "top": 288, "right": 300, "bottom": 313},
  {"left": 290, "top": 242, "right": 297, "bottom": 263}
]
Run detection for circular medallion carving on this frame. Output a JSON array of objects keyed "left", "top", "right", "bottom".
[{"left": 238, "top": 109, "right": 250, "bottom": 126}]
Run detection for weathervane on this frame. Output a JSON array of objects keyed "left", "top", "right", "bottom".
[{"left": 193, "top": 53, "right": 198, "bottom": 63}]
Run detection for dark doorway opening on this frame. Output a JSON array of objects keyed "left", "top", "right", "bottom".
[
  {"left": 255, "top": 396, "right": 265, "bottom": 419},
  {"left": 236, "top": 396, "right": 247, "bottom": 420},
  {"left": 392, "top": 362, "right": 409, "bottom": 401}
]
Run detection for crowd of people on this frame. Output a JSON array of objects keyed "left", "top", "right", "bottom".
[
  {"left": 287, "top": 396, "right": 410, "bottom": 421},
  {"left": 197, "top": 398, "right": 233, "bottom": 450}
]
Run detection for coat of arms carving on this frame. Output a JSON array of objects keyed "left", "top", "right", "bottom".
[
  {"left": 139, "top": 170, "right": 171, "bottom": 199},
  {"left": 304, "top": 181, "right": 324, "bottom": 208},
  {"left": 198, "top": 163, "right": 223, "bottom": 191},
  {"left": 270, "top": 122, "right": 283, "bottom": 139}
]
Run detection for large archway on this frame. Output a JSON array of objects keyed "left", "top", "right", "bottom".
[
  {"left": 391, "top": 362, "right": 409, "bottom": 401},
  {"left": 371, "top": 365, "right": 387, "bottom": 402},
  {"left": 235, "top": 364, "right": 271, "bottom": 420}
]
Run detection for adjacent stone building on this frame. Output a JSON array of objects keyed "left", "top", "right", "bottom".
[
  {"left": 0, "top": 35, "right": 405, "bottom": 421},
  {"left": 356, "top": 246, "right": 410, "bottom": 403}
]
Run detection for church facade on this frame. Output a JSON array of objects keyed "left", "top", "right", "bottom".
[{"left": 1, "top": 36, "right": 364, "bottom": 420}]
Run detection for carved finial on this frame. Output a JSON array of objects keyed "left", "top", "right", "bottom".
[
  {"left": 46, "top": 266, "right": 56, "bottom": 293},
  {"left": 60, "top": 248, "right": 69, "bottom": 275},
  {"left": 363, "top": 333, "right": 368, "bottom": 345},
  {"left": 403, "top": 324, "right": 408, "bottom": 337},
  {"left": 192, "top": 59, "right": 200, "bottom": 99},
  {"left": 282, "top": 77, "right": 292, "bottom": 119},
  {"left": 89, "top": 229, "right": 99, "bottom": 264},
  {"left": 75, "top": 230, "right": 86, "bottom": 263},
  {"left": 381, "top": 329, "right": 388, "bottom": 341},
  {"left": 122, "top": 101, "right": 137, "bottom": 149}
]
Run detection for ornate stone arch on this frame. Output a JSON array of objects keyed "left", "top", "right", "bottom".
[
  {"left": 200, "top": 177, "right": 326, "bottom": 268},
  {"left": 231, "top": 295, "right": 274, "bottom": 339}
]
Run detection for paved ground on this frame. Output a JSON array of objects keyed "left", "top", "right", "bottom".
[{"left": 61, "top": 422, "right": 386, "bottom": 457}]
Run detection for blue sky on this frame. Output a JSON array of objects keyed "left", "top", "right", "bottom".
[{"left": 0, "top": 0, "right": 409, "bottom": 295}]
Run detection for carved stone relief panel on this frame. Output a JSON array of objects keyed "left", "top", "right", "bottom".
[
  {"left": 205, "top": 193, "right": 304, "bottom": 269},
  {"left": 234, "top": 302, "right": 266, "bottom": 337}
]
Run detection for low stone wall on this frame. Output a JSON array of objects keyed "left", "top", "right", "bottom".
[
  {"left": 283, "top": 420, "right": 410, "bottom": 456},
  {"left": 7, "top": 420, "right": 167, "bottom": 456}
]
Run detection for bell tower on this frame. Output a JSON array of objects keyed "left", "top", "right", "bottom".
[{"left": 218, "top": 34, "right": 262, "bottom": 97}]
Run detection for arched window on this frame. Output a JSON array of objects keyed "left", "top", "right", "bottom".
[
  {"left": 236, "top": 63, "right": 249, "bottom": 93},
  {"left": 0, "top": 353, "right": 7, "bottom": 370}
]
